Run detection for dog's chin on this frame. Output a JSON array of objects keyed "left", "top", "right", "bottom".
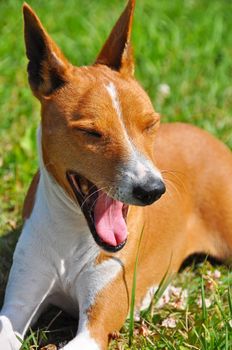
[{"left": 66, "top": 171, "right": 128, "bottom": 253}]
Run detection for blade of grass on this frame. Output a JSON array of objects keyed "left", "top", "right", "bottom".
[
  {"left": 201, "top": 277, "right": 207, "bottom": 322},
  {"left": 29, "top": 328, "right": 39, "bottom": 349},
  {"left": 150, "top": 253, "right": 174, "bottom": 316},
  {"left": 153, "top": 267, "right": 173, "bottom": 303},
  {"left": 16, "top": 335, "right": 29, "bottom": 350},
  {"left": 160, "top": 335, "right": 176, "bottom": 350},
  {"left": 225, "top": 325, "right": 228, "bottom": 350},
  {"left": 128, "top": 226, "right": 145, "bottom": 347},
  {"left": 214, "top": 293, "right": 227, "bottom": 321},
  {"left": 18, "top": 331, "right": 34, "bottom": 350},
  {"left": 144, "top": 320, "right": 176, "bottom": 350},
  {"left": 193, "top": 328, "right": 205, "bottom": 350},
  {"left": 228, "top": 286, "right": 232, "bottom": 319}
]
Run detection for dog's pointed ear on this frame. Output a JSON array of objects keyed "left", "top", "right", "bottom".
[
  {"left": 95, "top": 0, "right": 135, "bottom": 76},
  {"left": 23, "top": 3, "right": 71, "bottom": 98}
]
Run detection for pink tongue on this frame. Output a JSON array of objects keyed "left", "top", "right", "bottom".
[{"left": 94, "top": 191, "right": 127, "bottom": 247}]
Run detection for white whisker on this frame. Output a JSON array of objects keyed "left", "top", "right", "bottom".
[
  {"left": 81, "top": 186, "right": 107, "bottom": 210},
  {"left": 89, "top": 190, "right": 106, "bottom": 212}
]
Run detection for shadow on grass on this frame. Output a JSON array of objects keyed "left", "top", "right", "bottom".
[
  {"left": 0, "top": 226, "right": 20, "bottom": 307},
  {"left": 179, "top": 253, "right": 223, "bottom": 272},
  {"left": 31, "top": 307, "right": 77, "bottom": 348}
]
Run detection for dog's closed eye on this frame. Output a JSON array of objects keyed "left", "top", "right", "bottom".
[
  {"left": 80, "top": 129, "right": 102, "bottom": 139},
  {"left": 142, "top": 113, "right": 160, "bottom": 134}
]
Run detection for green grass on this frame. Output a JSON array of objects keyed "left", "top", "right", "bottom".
[
  {"left": 129, "top": 227, "right": 145, "bottom": 347},
  {"left": 110, "top": 262, "right": 232, "bottom": 350},
  {"left": 0, "top": 0, "right": 232, "bottom": 349}
]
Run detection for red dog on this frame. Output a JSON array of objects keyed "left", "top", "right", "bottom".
[{"left": 1, "top": 1, "right": 232, "bottom": 349}]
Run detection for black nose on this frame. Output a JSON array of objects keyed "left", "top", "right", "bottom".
[{"left": 133, "top": 180, "right": 166, "bottom": 205}]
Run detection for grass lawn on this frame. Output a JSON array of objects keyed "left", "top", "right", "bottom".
[{"left": 0, "top": 0, "right": 232, "bottom": 349}]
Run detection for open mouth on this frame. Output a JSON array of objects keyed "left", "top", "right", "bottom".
[{"left": 66, "top": 171, "right": 129, "bottom": 253}]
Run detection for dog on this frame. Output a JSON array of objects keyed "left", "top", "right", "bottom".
[{"left": 1, "top": 1, "right": 232, "bottom": 349}]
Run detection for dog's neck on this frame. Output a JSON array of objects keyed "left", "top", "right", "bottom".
[
  {"left": 33, "top": 126, "right": 99, "bottom": 257},
  {"left": 37, "top": 126, "right": 78, "bottom": 213}
]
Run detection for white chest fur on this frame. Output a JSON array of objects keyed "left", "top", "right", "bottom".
[
  {"left": 24, "top": 127, "right": 122, "bottom": 321},
  {"left": 0, "top": 128, "right": 122, "bottom": 349}
]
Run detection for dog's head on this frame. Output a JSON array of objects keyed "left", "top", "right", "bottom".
[{"left": 23, "top": 0, "right": 166, "bottom": 252}]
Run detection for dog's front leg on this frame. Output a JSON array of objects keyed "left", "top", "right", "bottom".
[
  {"left": 0, "top": 229, "right": 57, "bottom": 350},
  {"left": 62, "top": 260, "right": 129, "bottom": 350}
]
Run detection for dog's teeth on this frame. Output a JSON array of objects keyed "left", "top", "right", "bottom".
[
  {"left": 78, "top": 177, "right": 89, "bottom": 195},
  {"left": 81, "top": 184, "right": 88, "bottom": 195}
]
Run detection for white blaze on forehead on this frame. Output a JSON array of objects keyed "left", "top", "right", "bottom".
[
  {"left": 104, "top": 82, "right": 163, "bottom": 183},
  {"left": 105, "top": 82, "right": 123, "bottom": 120},
  {"left": 105, "top": 82, "right": 133, "bottom": 153}
]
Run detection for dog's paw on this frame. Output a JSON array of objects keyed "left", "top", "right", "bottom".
[
  {"left": 61, "top": 331, "right": 100, "bottom": 350},
  {"left": 0, "top": 316, "right": 22, "bottom": 350}
]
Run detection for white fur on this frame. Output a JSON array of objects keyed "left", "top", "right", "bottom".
[
  {"left": 0, "top": 127, "right": 121, "bottom": 350},
  {"left": 105, "top": 82, "right": 133, "bottom": 153},
  {"left": 105, "top": 82, "right": 123, "bottom": 121},
  {"left": 62, "top": 330, "right": 100, "bottom": 350},
  {"left": 105, "top": 82, "right": 163, "bottom": 203},
  {"left": 0, "top": 316, "right": 22, "bottom": 350},
  {"left": 136, "top": 162, "right": 147, "bottom": 179}
]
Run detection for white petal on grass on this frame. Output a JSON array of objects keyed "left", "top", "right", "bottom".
[
  {"left": 171, "top": 289, "right": 188, "bottom": 310},
  {"left": 169, "top": 286, "right": 182, "bottom": 297},
  {"left": 205, "top": 279, "right": 215, "bottom": 291},
  {"left": 213, "top": 269, "right": 221, "bottom": 279},
  {"left": 158, "top": 83, "right": 171, "bottom": 98},
  {"left": 161, "top": 317, "right": 177, "bottom": 328},
  {"left": 156, "top": 285, "right": 188, "bottom": 310},
  {"left": 197, "top": 297, "right": 212, "bottom": 308},
  {"left": 134, "top": 309, "right": 141, "bottom": 322},
  {"left": 156, "top": 287, "right": 171, "bottom": 308}
]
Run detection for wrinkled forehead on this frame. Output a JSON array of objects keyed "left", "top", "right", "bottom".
[
  {"left": 46, "top": 65, "right": 155, "bottom": 122},
  {"left": 73, "top": 65, "right": 154, "bottom": 115}
]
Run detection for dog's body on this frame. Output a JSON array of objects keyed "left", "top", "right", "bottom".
[{"left": 1, "top": 1, "right": 232, "bottom": 349}]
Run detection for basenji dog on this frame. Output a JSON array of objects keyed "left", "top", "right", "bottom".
[{"left": 1, "top": 1, "right": 232, "bottom": 349}]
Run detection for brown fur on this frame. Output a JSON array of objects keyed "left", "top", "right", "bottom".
[
  {"left": 22, "top": 171, "right": 40, "bottom": 220},
  {"left": 96, "top": 0, "right": 135, "bottom": 75}
]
